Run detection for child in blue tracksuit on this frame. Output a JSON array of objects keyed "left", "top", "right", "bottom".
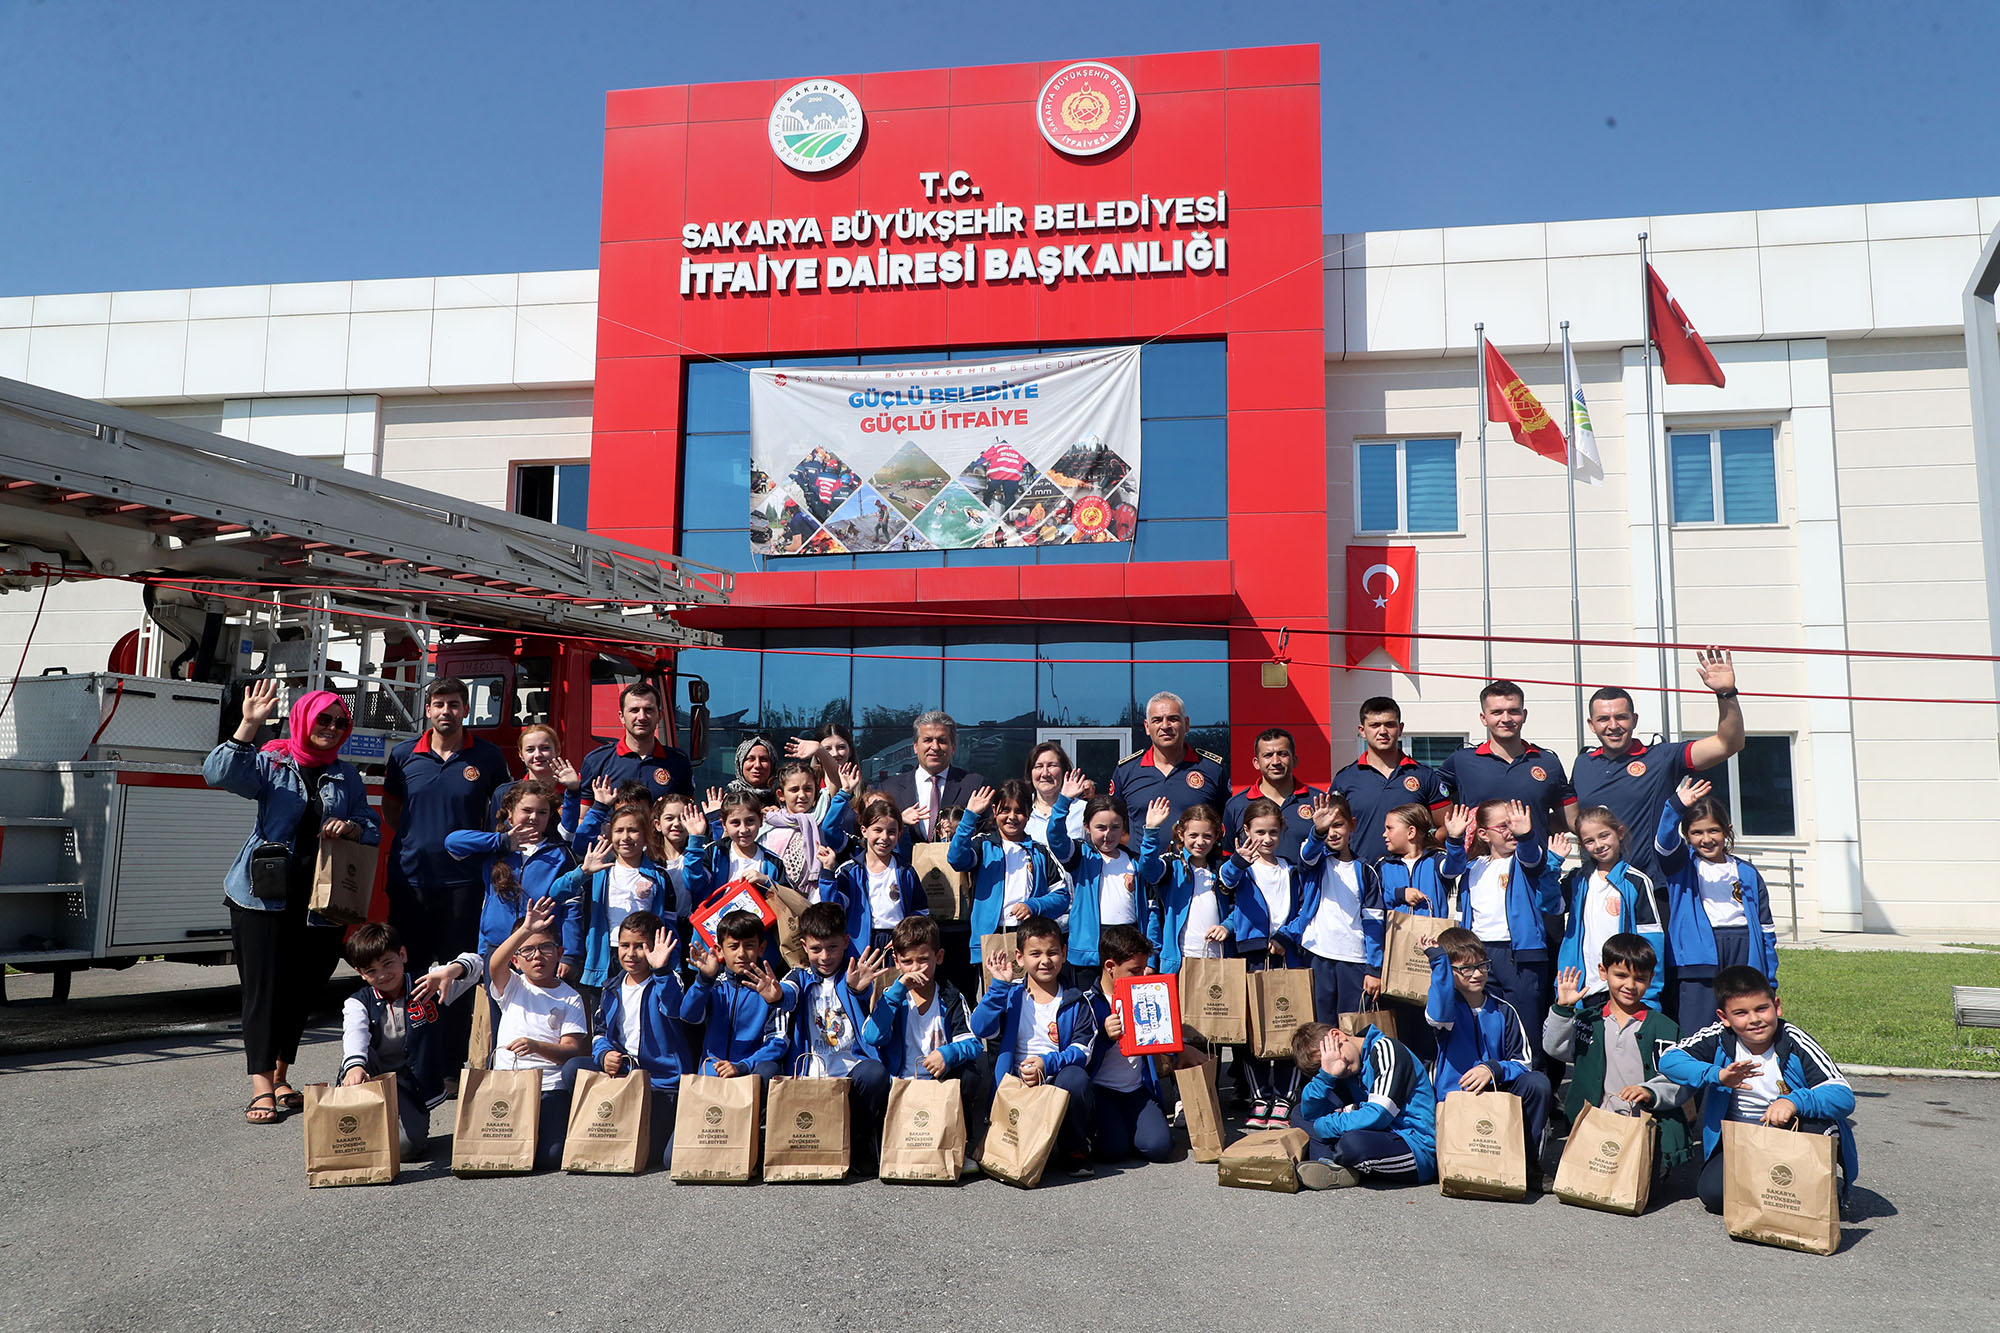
[
  {"left": 1448, "top": 799, "right": 1564, "bottom": 1062},
  {"left": 863, "top": 914, "right": 995, "bottom": 1150},
  {"left": 1289, "top": 1020, "right": 1439, "bottom": 1189},
  {"left": 1147, "top": 803, "right": 1233, "bottom": 976},
  {"left": 1279, "top": 792, "right": 1385, "bottom": 1023},
  {"left": 814, "top": 796, "right": 926, "bottom": 952},
  {"left": 1044, "top": 784, "right": 1168, "bottom": 988},
  {"left": 1086, "top": 925, "right": 1173, "bottom": 1164},
  {"left": 749, "top": 901, "right": 892, "bottom": 1174},
  {"left": 1376, "top": 802, "right": 1457, "bottom": 919},
  {"left": 444, "top": 781, "right": 580, "bottom": 962},
  {"left": 1554, "top": 809, "right": 1668, "bottom": 1010},
  {"left": 970, "top": 915, "right": 1099, "bottom": 1172},
  {"left": 560, "top": 910, "right": 691, "bottom": 1168},
  {"left": 1425, "top": 927, "right": 1553, "bottom": 1188},
  {"left": 947, "top": 778, "right": 1064, "bottom": 978},
  {"left": 683, "top": 792, "right": 789, "bottom": 975},
  {"left": 679, "top": 910, "right": 783, "bottom": 1077},
  {"left": 557, "top": 804, "right": 675, "bottom": 999},
  {"left": 1221, "top": 796, "right": 1307, "bottom": 1127},
  {"left": 1656, "top": 778, "right": 1780, "bottom": 1034},
  {"left": 1661, "top": 964, "right": 1857, "bottom": 1215}
]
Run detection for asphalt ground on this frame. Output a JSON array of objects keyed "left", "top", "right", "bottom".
[{"left": 2, "top": 976, "right": 1997, "bottom": 1331}]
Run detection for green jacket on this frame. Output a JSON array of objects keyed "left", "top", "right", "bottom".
[{"left": 1543, "top": 1001, "right": 1692, "bottom": 1170}]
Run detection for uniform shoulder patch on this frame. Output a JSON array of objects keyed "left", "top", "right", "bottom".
[
  {"left": 1118, "top": 749, "right": 1148, "bottom": 765},
  {"left": 1197, "top": 749, "right": 1225, "bottom": 765}
]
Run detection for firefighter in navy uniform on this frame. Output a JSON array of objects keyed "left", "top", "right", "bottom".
[{"left": 1108, "top": 691, "right": 1228, "bottom": 829}]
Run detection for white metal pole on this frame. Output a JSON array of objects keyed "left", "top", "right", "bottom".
[
  {"left": 1639, "top": 234, "right": 1673, "bottom": 739},
  {"left": 1476, "top": 322, "right": 1492, "bottom": 679},
  {"left": 1562, "top": 320, "right": 1585, "bottom": 756}
]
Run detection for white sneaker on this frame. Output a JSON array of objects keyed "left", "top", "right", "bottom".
[{"left": 1297, "top": 1159, "right": 1362, "bottom": 1190}]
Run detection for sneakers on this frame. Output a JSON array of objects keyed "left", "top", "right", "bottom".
[
  {"left": 1297, "top": 1159, "right": 1362, "bottom": 1190},
  {"left": 1062, "top": 1155, "right": 1094, "bottom": 1179},
  {"left": 1269, "top": 1098, "right": 1292, "bottom": 1127},
  {"left": 1246, "top": 1101, "right": 1272, "bottom": 1130}
]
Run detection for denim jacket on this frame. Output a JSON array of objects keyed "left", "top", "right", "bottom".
[{"left": 204, "top": 739, "right": 380, "bottom": 916}]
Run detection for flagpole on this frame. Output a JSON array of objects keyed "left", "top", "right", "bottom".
[
  {"left": 1562, "top": 320, "right": 1585, "bottom": 757},
  {"left": 1639, "top": 233, "right": 1673, "bottom": 741},
  {"left": 1476, "top": 322, "right": 1492, "bottom": 679}
]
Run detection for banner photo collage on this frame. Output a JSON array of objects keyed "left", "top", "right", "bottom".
[{"left": 746, "top": 346, "right": 1142, "bottom": 558}]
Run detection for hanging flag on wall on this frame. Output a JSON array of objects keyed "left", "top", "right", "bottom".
[
  {"left": 1645, "top": 264, "right": 1727, "bottom": 387},
  {"left": 1483, "top": 341, "right": 1568, "bottom": 465},
  {"left": 1562, "top": 336, "right": 1604, "bottom": 485},
  {"left": 1344, "top": 544, "right": 1417, "bottom": 670}
]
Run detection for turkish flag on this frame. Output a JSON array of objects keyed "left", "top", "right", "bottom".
[
  {"left": 1646, "top": 263, "right": 1726, "bottom": 386},
  {"left": 1483, "top": 341, "right": 1567, "bottom": 465},
  {"left": 1345, "top": 544, "right": 1417, "bottom": 670}
]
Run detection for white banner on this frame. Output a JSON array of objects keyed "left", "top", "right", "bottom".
[{"left": 747, "top": 346, "right": 1141, "bottom": 557}]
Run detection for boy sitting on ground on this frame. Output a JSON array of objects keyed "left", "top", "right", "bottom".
[
  {"left": 564, "top": 910, "right": 690, "bottom": 1169},
  {"left": 1542, "top": 932, "right": 1690, "bottom": 1180},
  {"left": 680, "top": 909, "right": 785, "bottom": 1077},
  {"left": 863, "top": 914, "right": 995, "bottom": 1158},
  {"left": 1288, "top": 1020, "right": 1438, "bottom": 1190},
  {"left": 1425, "top": 926, "right": 1554, "bottom": 1190},
  {"left": 339, "top": 922, "right": 484, "bottom": 1161},
  {"left": 971, "top": 915, "right": 1099, "bottom": 1176}
]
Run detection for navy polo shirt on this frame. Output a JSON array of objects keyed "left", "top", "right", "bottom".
[
  {"left": 1224, "top": 782, "right": 1324, "bottom": 865},
  {"left": 385, "top": 731, "right": 512, "bottom": 890},
  {"left": 578, "top": 736, "right": 695, "bottom": 806},
  {"left": 1571, "top": 739, "right": 1697, "bottom": 877},
  {"left": 1109, "top": 746, "right": 1227, "bottom": 828},
  {"left": 1332, "top": 753, "right": 1451, "bottom": 862},
  {"left": 1437, "top": 741, "right": 1577, "bottom": 841}
]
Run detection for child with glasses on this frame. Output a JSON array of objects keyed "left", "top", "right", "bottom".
[
  {"left": 1423, "top": 925, "right": 1553, "bottom": 1191},
  {"left": 1442, "top": 798, "right": 1563, "bottom": 1064},
  {"left": 487, "top": 897, "right": 590, "bottom": 1169}
]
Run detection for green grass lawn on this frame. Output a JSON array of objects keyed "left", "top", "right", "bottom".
[{"left": 1775, "top": 949, "right": 2000, "bottom": 1072}]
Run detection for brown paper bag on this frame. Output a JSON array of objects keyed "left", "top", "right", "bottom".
[
  {"left": 979, "top": 932, "right": 1018, "bottom": 995},
  {"left": 1249, "top": 967, "right": 1313, "bottom": 1059},
  {"left": 763, "top": 1075, "right": 852, "bottom": 1181},
  {"left": 1553, "top": 1104, "right": 1657, "bottom": 1215},
  {"left": 1217, "top": 1126, "right": 1310, "bottom": 1192},
  {"left": 879, "top": 1076, "right": 966, "bottom": 1183},
  {"left": 310, "top": 838, "right": 377, "bottom": 925},
  {"left": 561, "top": 1069, "right": 654, "bottom": 1174},
  {"left": 768, "top": 881, "right": 813, "bottom": 971},
  {"left": 1722, "top": 1119, "right": 1840, "bottom": 1255},
  {"left": 910, "top": 842, "right": 972, "bottom": 921},
  {"left": 1175, "top": 1055, "right": 1228, "bottom": 1163},
  {"left": 1339, "top": 1004, "right": 1397, "bottom": 1040},
  {"left": 450, "top": 1066, "right": 542, "bottom": 1175},
  {"left": 467, "top": 992, "right": 494, "bottom": 1072},
  {"left": 1436, "top": 1090, "right": 1527, "bottom": 1200},
  {"left": 303, "top": 1074, "right": 399, "bottom": 1187},
  {"left": 981, "top": 1074, "right": 1071, "bottom": 1189},
  {"left": 669, "top": 1073, "right": 762, "bottom": 1183},
  {"left": 1179, "top": 955, "right": 1248, "bottom": 1045},
  {"left": 1380, "top": 910, "right": 1449, "bottom": 1004}
]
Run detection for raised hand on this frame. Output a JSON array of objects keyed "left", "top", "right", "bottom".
[
  {"left": 690, "top": 941, "right": 722, "bottom": 979},
  {"left": 745, "top": 960, "right": 784, "bottom": 1005},
  {"left": 846, "top": 943, "right": 890, "bottom": 994},
  {"left": 1676, "top": 776, "right": 1712, "bottom": 806},
  {"left": 645, "top": 926, "right": 678, "bottom": 972},
  {"left": 1145, "top": 797, "right": 1171, "bottom": 830},
  {"left": 786, "top": 736, "right": 820, "bottom": 761},
  {"left": 553, "top": 758, "right": 581, "bottom": 791},
  {"left": 1555, "top": 966, "right": 1585, "bottom": 1008},
  {"left": 1311, "top": 792, "right": 1341, "bottom": 833},
  {"left": 681, "top": 805, "right": 709, "bottom": 838},
  {"left": 582, "top": 836, "right": 616, "bottom": 874},
  {"left": 985, "top": 945, "right": 1017, "bottom": 985},
  {"left": 1694, "top": 647, "right": 1736, "bottom": 694},
  {"left": 1505, "top": 800, "right": 1533, "bottom": 837},
  {"left": 1234, "top": 831, "right": 1256, "bottom": 862},
  {"left": 591, "top": 776, "right": 617, "bottom": 806},
  {"left": 240, "top": 677, "right": 282, "bottom": 726},
  {"left": 838, "top": 762, "right": 863, "bottom": 797},
  {"left": 1547, "top": 832, "right": 1574, "bottom": 862},
  {"left": 1059, "top": 769, "right": 1089, "bottom": 801},
  {"left": 1719, "top": 1058, "right": 1758, "bottom": 1090},
  {"left": 507, "top": 822, "right": 540, "bottom": 851},
  {"left": 965, "top": 786, "right": 995, "bottom": 816},
  {"left": 525, "top": 896, "right": 557, "bottom": 935},
  {"left": 703, "top": 786, "right": 726, "bottom": 816},
  {"left": 411, "top": 961, "right": 458, "bottom": 1005},
  {"left": 1442, "top": 804, "right": 1473, "bottom": 841},
  {"left": 816, "top": 843, "right": 838, "bottom": 871}
]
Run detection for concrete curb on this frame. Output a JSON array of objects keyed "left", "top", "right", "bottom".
[{"left": 1848, "top": 1064, "right": 2000, "bottom": 1080}]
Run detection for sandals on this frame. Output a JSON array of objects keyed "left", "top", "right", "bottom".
[
  {"left": 244, "top": 1092, "right": 281, "bottom": 1125},
  {"left": 272, "top": 1083, "right": 304, "bottom": 1111}
]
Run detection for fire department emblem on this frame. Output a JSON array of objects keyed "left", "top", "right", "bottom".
[
  {"left": 1626, "top": 760, "right": 1647, "bottom": 777},
  {"left": 1185, "top": 771, "right": 1206, "bottom": 790},
  {"left": 1072, "top": 494, "right": 1112, "bottom": 535},
  {"left": 1036, "top": 61, "right": 1136, "bottom": 156},
  {"left": 1530, "top": 766, "right": 1547, "bottom": 782},
  {"left": 1403, "top": 775, "right": 1421, "bottom": 791},
  {"left": 653, "top": 768, "right": 670, "bottom": 785}
]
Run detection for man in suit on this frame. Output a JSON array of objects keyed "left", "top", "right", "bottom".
[{"left": 876, "top": 710, "right": 988, "bottom": 841}]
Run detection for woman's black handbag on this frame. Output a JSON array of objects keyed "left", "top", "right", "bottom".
[{"left": 248, "top": 843, "right": 293, "bottom": 901}]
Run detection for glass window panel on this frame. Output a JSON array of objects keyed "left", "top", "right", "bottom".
[
  {"left": 1356, "top": 443, "right": 1400, "bottom": 532},
  {"left": 1038, "top": 629, "right": 1132, "bottom": 728},
  {"left": 1132, "top": 519, "right": 1226, "bottom": 562},
  {"left": 672, "top": 632, "right": 762, "bottom": 740},
  {"left": 685, "top": 361, "right": 755, "bottom": 434},
  {"left": 1406, "top": 734, "right": 1464, "bottom": 768},
  {"left": 688, "top": 724, "right": 744, "bottom": 798},
  {"left": 1670, "top": 433, "right": 1716, "bottom": 523},
  {"left": 944, "top": 546, "right": 1032, "bottom": 567},
  {"left": 852, "top": 630, "right": 943, "bottom": 779},
  {"left": 945, "top": 631, "right": 1036, "bottom": 731},
  {"left": 1136, "top": 418, "right": 1227, "bottom": 519},
  {"left": 861, "top": 549, "right": 945, "bottom": 569},
  {"left": 515, "top": 464, "right": 553, "bottom": 521},
  {"left": 682, "top": 433, "right": 753, "bottom": 529},
  {"left": 1035, "top": 540, "right": 1127, "bottom": 564},
  {"left": 767, "top": 552, "right": 854, "bottom": 571},
  {"left": 761, "top": 630, "right": 851, "bottom": 738},
  {"left": 1140, "top": 340, "right": 1227, "bottom": 419},
  {"left": 554, "top": 463, "right": 590, "bottom": 531},
  {"left": 1133, "top": 633, "right": 1227, "bottom": 739},
  {"left": 1720, "top": 428, "right": 1779, "bottom": 525},
  {"left": 1404, "top": 438, "right": 1458, "bottom": 532},
  {"left": 1737, "top": 734, "right": 1796, "bottom": 837},
  {"left": 680, "top": 528, "right": 751, "bottom": 572}
]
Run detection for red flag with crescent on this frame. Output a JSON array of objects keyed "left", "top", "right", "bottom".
[
  {"left": 1345, "top": 544, "right": 1417, "bottom": 670},
  {"left": 1646, "top": 263, "right": 1727, "bottom": 387},
  {"left": 1483, "top": 341, "right": 1568, "bottom": 465}
]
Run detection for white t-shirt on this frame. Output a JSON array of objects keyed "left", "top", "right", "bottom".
[
  {"left": 867, "top": 861, "right": 906, "bottom": 929},
  {"left": 617, "top": 976, "right": 646, "bottom": 1057},
  {"left": 804, "top": 974, "right": 861, "bottom": 1077},
  {"left": 1000, "top": 840, "right": 1034, "bottom": 911},
  {"left": 1027, "top": 802, "right": 1087, "bottom": 852},
  {"left": 1697, "top": 857, "right": 1748, "bottom": 928},
  {"left": 1727, "top": 1047, "right": 1787, "bottom": 1123},
  {"left": 1098, "top": 850, "right": 1140, "bottom": 926},
  {"left": 726, "top": 846, "right": 763, "bottom": 881},
  {"left": 1468, "top": 856, "right": 1513, "bottom": 941},
  {"left": 1250, "top": 860, "right": 1293, "bottom": 933},
  {"left": 1017, "top": 993, "right": 1060, "bottom": 1064},
  {"left": 606, "top": 862, "right": 649, "bottom": 941},
  {"left": 1302, "top": 858, "right": 1367, "bottom": 964},
  {"left": 1579, "top": 870, "right": 1623, "bottom": 984},
  {"left": 1180, "top": 866, "right": 1224, "bottom": 958},
  {"left": 491, "top": 971, "right": 588, "bottom": 1091},
  {"left": 902, "top": 989, "right": 948, "bottom": 1078},
  {"left": 661, "top": 855, "right": 691, "bottom": 918}
]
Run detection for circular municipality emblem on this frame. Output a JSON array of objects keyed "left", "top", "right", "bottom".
[
  {"left": 1601, "top": 1139, "right": 1620, "bottom": 1157},
  {"left": 1475, "top": 1118, "right": 1494, "bottom": 1136},
  {"left": 1072, "top": 494, "right": 1112, "bottom": 535},
  {"left": 1626, "top": 760, "right": 1647, "bottom": 777},
  {"left": 462, "top": 765, "right": 481, "bottom": 782},
  {"left": 914, "top": 1109, "right": 931, "bottom": 1128},
  {"left": 1007, "top": 1107, "right": 1021, "bottom": 1127},
  {"left": 490, "top": 1099, "right": 510, "bottom": 1119},
  {"left": 596, "top": 1101, "right": 613, "bottom": 1120},
  {"left": 796, "top": 1111, "right": 814, "bottom": 1130},
  {"left": 1208, "top": 983, "right": 1223, "bottom": 1001},
  {"left": 1403, "top": 775, "right": 1421, "bottom": 791},
  {"left": 1771, "top": 1164, "right": 1794, "bottom": 1187},
  {"left": 773, "top": 373, "right": 788, "bottom": 387},
  {"left": 704, "top": 1106, "right": 723, "bottom": 1125},
  {"left": 769, "top": 78, "right": 863, "bottom": 172},
  {"left": 653, "top": 768, "right": 669, "bottom": 785},
  {"left": 1275, "top": 996, "right": 1292, "bottom": 1013},
  {"left": 1530, "top": 766, "right": 1548, "bottom": 782},
  {"left": 337, "top": 1115, "right": 358, "bottom": 1134},
  {"left": 1037, "top": 60, "right": 1137, "bottom": 156}
]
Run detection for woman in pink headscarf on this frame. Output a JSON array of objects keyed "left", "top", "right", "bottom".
[{"left": 204, "top": 678, "right": 380, "bottom": 1124}]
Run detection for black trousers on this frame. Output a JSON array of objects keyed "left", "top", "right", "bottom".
[
  {"left": 229, "top": 897, "right": 342, "bottom": 1075},
  {"left": 386, "top": 873, "right": 485, "bottom": 1068}
]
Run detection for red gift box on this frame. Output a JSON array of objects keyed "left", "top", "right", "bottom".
[
  {"left": 689, "top": 879, "right": 777, "bottom": 950},
  {"left": 1112, "top": 973, "right": 1183, "bottom": 1057}
]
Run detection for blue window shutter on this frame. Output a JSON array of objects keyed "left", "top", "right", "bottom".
[
  {"left": 1404, "top": 438, "right": 1458, "bottom": 533},
  {"left": 1670, "top": 434, "right": 1715, "bottom": 523},
  {"left": 1357, "top": 443, "right": 1399, "bottom": 532},
  {"left": 1719, "top": 428, "right": 1779, "bottom": 524}
]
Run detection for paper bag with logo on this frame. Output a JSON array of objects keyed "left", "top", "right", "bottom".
[
  {"left": 560, "top": 1069, "right": 654, "bottom": 1174},
  {"left": 910, "top": 842, "right": 972, "bottom": 921},
  {"left": 980, "top": 1074, "right": 1071, "bottom": 1189},
  {"left": 1339, "top": 1003, "right": 1397, "bottom": 1040},
  {"left": 879, "top": 1076, "right": 966, "bottom": 1183},
  {"left": 979, "top": 932, "right": 1018, "bottom": 995},
  {"left": 763, "top": 1073, "right": 852, "bottom": 1182},
  {"left": 1436, "top": 1090, "right": 1527, "bottom": 1201},
  {"left": 1179, "top": 955, "right": 1248, "bottom": 1045},
  {"left": 450, "top": 1066, "right": 542, "bottom": 1176},
  {"left": 1380, "top": 910, "right": 1450, "bottom": 1004},
  {"left": 1175, "top": 1053, "right": 1228, "bottom": 1163},
  {"left": 768, "top": 881, "right": 813, "bottom": 971},
  {"left": 1553, "top": 1104, "right": 1657, "bottom": 1215},
  {"left": 1722, "top": 1119, "right": 1840, "bottom": 1255},
  {"left": 1217, "top": 1126, "right": 1310, "bottom": 1193},
  {"left": 309, "top": 837, "right": 377, "bottom": 926},
  {"left": 1249, "top": 967, "right": 1313, "bottom": 1059},
  {"left": 669, "top": 1073, "right": 762, "bottom": 1183},
  {"left": 303, "top": 1074, "right": 399, "bottom": 1187}
]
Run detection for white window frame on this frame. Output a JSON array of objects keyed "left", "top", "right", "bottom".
[
  {"left": 1667, "top": 425, "right": 1781, "bottom": 529},
  {"left": 1352, "top": 437, "right": 1460, "bottom": 536}
]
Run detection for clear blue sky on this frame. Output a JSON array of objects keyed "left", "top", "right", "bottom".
[{"left": 2, "top": 0, "right": 1992, "bottom": 295}]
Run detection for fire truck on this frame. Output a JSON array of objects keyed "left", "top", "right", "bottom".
[{"left": 0, "top": 375, "right": 730, "bottom": 1000}]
